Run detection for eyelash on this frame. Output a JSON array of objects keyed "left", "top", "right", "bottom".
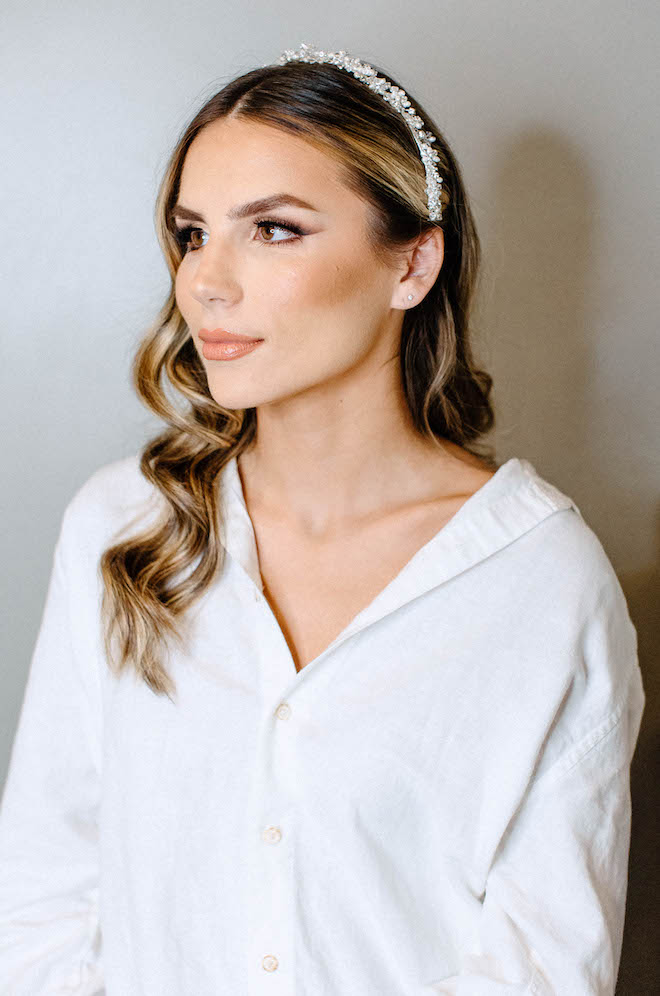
[{"left": 174, "top": 218, "right": 306, "bottom": 253}]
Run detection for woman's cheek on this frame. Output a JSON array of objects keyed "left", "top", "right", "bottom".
[
  {"left": 268, "top": 262, "right": 317, "bottom": 309},
  {"left": 280, "top": 249, "right": 357, "bottom": 311},
  {"left": 174, "top": 268, "right": 188, "bottom": 317}
]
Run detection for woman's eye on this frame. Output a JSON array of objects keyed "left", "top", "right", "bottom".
[
  {"left": 174, "top": 226, "right": 206, "bottom": 253},
  {"left": 174, "top": 218, "right": 305, "bottom": 254},
  {"left": 254, "top": 219, "right": 305, "bottom": 245}
]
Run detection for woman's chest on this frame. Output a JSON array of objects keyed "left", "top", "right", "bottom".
[
  {"left": 254, "top": 499, "right": 466, "bottom": 672},
  {"left": 100, "top": 580, "right": 564, "bottom": 902}
]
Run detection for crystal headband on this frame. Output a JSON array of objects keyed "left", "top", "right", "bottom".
[{"left": 277, "top": 43, "right": 444, "bottom": 222}]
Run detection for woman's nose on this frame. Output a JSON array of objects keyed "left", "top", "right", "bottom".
[{"left": 186, "top": 238, "right": 242, "bottom": 306}]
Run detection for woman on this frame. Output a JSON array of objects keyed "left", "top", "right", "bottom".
[{"left": 0, "top": 44, "right": 645, "bottom": 995}]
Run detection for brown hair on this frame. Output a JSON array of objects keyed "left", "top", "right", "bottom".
[{"left": 99, "top": 55, "right": 496, "bottom": 700}]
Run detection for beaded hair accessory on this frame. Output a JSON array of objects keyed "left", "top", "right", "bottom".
[{"left": 277, "top": 42, "right": 444, "bottom": 222}]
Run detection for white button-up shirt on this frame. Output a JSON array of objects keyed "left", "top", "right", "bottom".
[{"left": 0, "top": 452, "right": 645, "bottom": 995}]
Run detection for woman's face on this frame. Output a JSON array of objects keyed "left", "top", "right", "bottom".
[{"left": 173, "top": 116, "right": 411, "bottom": 411}]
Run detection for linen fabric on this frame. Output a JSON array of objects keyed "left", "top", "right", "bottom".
[{"left": 0, "top": 452, "right": 645, "bottom": 995}]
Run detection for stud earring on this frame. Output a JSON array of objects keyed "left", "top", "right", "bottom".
[{"left": 407, "top": 294, "right": 414, "bottom": 301}]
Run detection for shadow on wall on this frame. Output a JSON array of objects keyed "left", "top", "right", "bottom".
[
  {"left": 474, "top": 127, "right": 660, "bottom": 991},
  {"left": 617, "top": 517, "right": 660, "bottom": 994}
]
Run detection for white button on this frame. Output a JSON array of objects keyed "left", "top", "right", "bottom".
[
  {"left": 275, "top": 703, "right": 291, "bottom": 720},
  {"left": 262, "top": 825, "right": 282, "bottom": 844},
  {"left": 262, "top": 954, "right": 279, "bottom": 972}
]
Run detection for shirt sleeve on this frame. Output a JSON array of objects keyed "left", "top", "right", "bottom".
[
  {"left": 428, "top": 575, "right": 646, "bottom": 996},
  {"left": 0, "top": 503, "right": 105, "bottom": 995}
]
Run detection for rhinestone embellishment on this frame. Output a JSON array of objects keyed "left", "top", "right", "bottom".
[{"left": 278, "top": 42, "right": 443, "bottom": 222}]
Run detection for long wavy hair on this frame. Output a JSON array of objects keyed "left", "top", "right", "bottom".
[{"left": 99, "top": 53, "right": 496, "bottom": 700}]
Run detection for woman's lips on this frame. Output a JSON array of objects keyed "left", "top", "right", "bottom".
[
  {"left": 198, "top": 328, "right": 263, "bottom": 343},
  {"left": 200, "top": 339, "right": 264, "bottom": 361},
  {"left": 197, "top": 328, "right": 264, "bottom": 361}
]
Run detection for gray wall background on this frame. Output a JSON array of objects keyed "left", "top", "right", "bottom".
[{"left": 2, "top": 1, "right": 658, "bottom": 989}]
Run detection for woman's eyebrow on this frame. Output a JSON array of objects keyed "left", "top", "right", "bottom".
[{"left": 170, "top": 193, "right": 320, "bottom": 224}]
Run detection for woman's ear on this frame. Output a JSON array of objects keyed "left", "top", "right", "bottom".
[{"left": 392, "top": 227, "right": 444, "bottom": 309}]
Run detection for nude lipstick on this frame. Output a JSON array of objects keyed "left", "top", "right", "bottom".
[{"left": 198, "top": 328, "right": 264, "bottom": 362}]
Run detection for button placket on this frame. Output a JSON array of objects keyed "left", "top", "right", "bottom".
[{"left": 245, "top": 695, "right": 298, "bottom": 993}]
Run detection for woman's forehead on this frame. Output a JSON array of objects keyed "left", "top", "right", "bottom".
[
  {"left": 187, "top": 117, "right": 338, "bottom": 174},
  {"left": 179, "top": 118, "right": 362, "bottom": 216}
]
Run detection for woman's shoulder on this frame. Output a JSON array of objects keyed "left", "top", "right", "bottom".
[
  {"left": 498, "top": 457, "right": 630, "bottom": 623},
  {"left": 504, "top": 459, "right": 644, "bottom": 757},
  {"left": 58, "top": 450, "right": 162, "bottom": 560},
  {"left": 68, "top": 449, "right": 154, "bottom": 511},
  {"left": 511, "top": 459, "right": 638, "bottom": 682},
  {"left": 513, "top": 458, "right": 618, "bottom": 584}
]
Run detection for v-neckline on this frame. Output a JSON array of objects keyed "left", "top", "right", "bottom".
[{"left": 219, "top": 454, "right": 528, "bottom": 676}]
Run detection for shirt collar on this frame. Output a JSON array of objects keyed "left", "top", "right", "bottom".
[{"left": 217, "top": 452, "right": 580, "bottom": 641}]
